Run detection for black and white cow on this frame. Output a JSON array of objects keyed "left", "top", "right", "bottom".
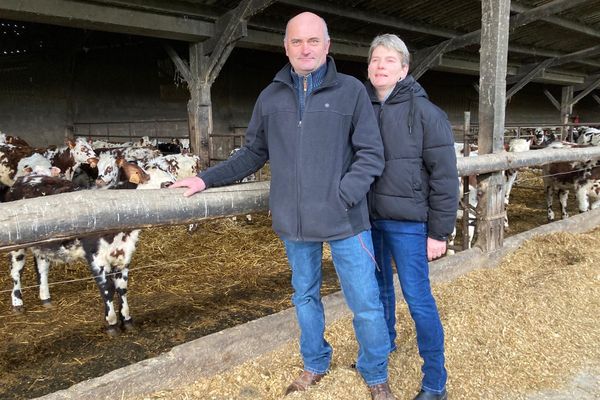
[{"left": 4, "top": 167, "right": 140, "bottom": 335}]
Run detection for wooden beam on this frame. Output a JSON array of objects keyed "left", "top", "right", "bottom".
[
  {"left": 415, "top": 0, "right": 588, "bottom": 62},
  {"left": 457, "top": 146, "right": 600, "bottom": 176},
  {"left": 551, "top": 44, "right": 600, "bottom": 67},
  {"left": 6, "top": 147, "right": 600, "bottom": 251},
  {"left": 572, "top": 76, "right": 600, "bottom": 105},
  {"left": 204, "top": 0, "right": 276, "bottom": 83},
  {"left": 511, "top": 1, "right": 600, "bottom": 39},
  {"left": 279, "top": 0, "right": 458, "bottom": 39},
  {"left": 0, "top": 0, "right": 214, "bottom": 41},
  {"left": 506, "top": 59, "right": 553, "bottom": 100},
  {"left": 573, "top": 73, "right": 600, "bottom": 91},
  {"left": 544, "top": 89, "right": 561, "bottom": 111},
  {"left": 593, "top": 93, "right": 600, "bottom": 106},
  {"left": 561, "top": 86, "right": 574, "bottom": 137},
  {"left": 187, "top": 42, "right": 211, "bottom": 167},
  {"left": 202, "top": 10, "right": 247, "bottom": 57},
  {"left": 162, "top": 42, "right": 192, "bottom": 84},
  {"left": 510, "top": 0, "right": 589, "bottom": 28},
  {"left": 0, "top": 182, "right": 271, "bottom": 251},
  {"left": 477, "top": 0, "right": 511, "bottom": 252},
  {"left": 411, "top": 41, "right": 450, "bottom": 80},
  {"left": 508, "top": 45, "right": 600, "bottom": 85}
]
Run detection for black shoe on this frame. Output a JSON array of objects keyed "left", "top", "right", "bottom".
[{"left": 413, "top": 389, "right": 447, "bottom": 400}]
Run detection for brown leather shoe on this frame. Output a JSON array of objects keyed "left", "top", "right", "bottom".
[
  {"left": 284, "top": 370, "right": 326, "bottom": 395},
  {"left": 369, "top": 382, "right": 397, "bottom": 400}
]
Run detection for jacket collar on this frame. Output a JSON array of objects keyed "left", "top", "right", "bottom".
[{"left": 274, "top": 56, "right": 338, "bottom": 88}]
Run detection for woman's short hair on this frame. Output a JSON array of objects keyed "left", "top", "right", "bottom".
[{"left": 368, "top": 34, "right": 410, "bottom": 67}]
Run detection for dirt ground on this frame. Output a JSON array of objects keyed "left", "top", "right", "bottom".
[{"left": 0, "top": 168, "right": 583, "bottom": 399}]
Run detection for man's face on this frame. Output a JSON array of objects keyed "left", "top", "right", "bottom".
[{"left": 284, "top": 14, "right": 330, "bottom": 76}]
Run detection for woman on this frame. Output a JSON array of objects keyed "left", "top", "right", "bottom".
[{"left": 365, "top": 34, "right": 459, "bottom": 400}]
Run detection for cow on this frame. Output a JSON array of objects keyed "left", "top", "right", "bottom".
[
  {"left": 4, "top": 168, "right": 140, "bottom": 335},
  {"left": 95, "top": 151, "right": 175, "bottom": 190},
  {"left": 532, "top": 127, "right": 557, "bottom": 148},
  {"left": 575, "top": 126, "right": 600, "bottom": 146},
  {"left": 0, "top": 137, "right": 98, "bottom": 187},
  {"left": 503, "top": 138, "right": 532, "bottom": 206},
  {"left": 144, "top": 153, "right": 202, "bottom": 180},
  {"left": 542, "top": 140, "right": 600, "bottom": 221}
]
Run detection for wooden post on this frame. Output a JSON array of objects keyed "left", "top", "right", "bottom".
[
  {"left": 187, "top": 42, "right": 212, "bottom": 169},
  {"left": 560, "top": 86, "right": 573, "bottom": 140},
  {"left": 476, "top": 0, "right": 510, "bottom": 253},
  {"left": 462, "top": 111, "right": 472, "bottom": 250}
]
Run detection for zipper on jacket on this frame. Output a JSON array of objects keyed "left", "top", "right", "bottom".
[{"left": 296, "top": 114, "right": 302, "bottom": 240}]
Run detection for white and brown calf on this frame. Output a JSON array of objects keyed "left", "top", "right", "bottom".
[
  {"left": 95, "top": 151, "right": 176, "bottom": 190},
  {"left": 544, "top": 157, "right": 600, "bottom": 221},
  {"left": 143, "top": 153, "right": 201, "bottom": 180}
]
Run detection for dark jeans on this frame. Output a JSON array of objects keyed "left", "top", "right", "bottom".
[{"left": 372, "top": 220, "right": 447, "bottom": 394}]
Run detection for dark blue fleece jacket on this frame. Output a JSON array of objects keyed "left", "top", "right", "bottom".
[{"left": 199, "top": 57, "right": 384, "bottom": 241}]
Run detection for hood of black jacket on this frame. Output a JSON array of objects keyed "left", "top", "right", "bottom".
[
  {"left": 366, "top": 74, "right": 428, "bottom": 135},
  {"left": 365, "top": 74, "right": 428, "bottom": 104}
]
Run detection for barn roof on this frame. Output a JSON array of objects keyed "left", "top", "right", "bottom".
[{"left": 1, "top": 0, "right": 600, "bottom": 86}]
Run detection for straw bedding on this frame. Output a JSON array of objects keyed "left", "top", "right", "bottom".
[
  {"left": 131, "top": 226, "right": 600, "bottom": 400},
  {"left": 0, "top": 168, "right": 598, "bottom": 399}
]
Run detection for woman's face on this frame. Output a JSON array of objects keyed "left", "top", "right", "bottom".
[{"left": 368, "top": 45, "right": 409, "bottom": 93}]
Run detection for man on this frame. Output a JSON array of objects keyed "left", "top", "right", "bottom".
[{"left": 171, "top": 11, "right": 396, "bottom": 400}]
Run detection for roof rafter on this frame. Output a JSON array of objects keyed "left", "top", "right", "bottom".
[
  {"left": 507, "top": 44, "right": 600, "bottom": 85},
  {"left": 511, "top": 1, "right": 600, "bottom": 39},
  {"left": 413, "top": 0, "right": 589, "bottom": 74}
]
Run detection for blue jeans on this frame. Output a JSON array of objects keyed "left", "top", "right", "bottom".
[
  {"left": 283, "top": 230, "right": 390, "bottom": 386},
  {"left": 372, "top": 220, "right": 447, "bottom": 394}
]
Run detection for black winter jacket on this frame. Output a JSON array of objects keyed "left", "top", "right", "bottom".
[
  {"left": 200, "top": 58, "right": 384, "bottom": 241},
  {"left": 366, "top": 75, "right": 459, "bottom": 241}
]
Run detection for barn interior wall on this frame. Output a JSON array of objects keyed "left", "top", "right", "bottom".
[{"left": 1, "top": 29, "right": 599, "bottom": 148}]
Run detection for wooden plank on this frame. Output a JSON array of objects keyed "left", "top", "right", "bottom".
[
  {"left": 506, "top": 59, "right": 553, "bottom": 100},
  {"left": 162, "top": 42, "right": 192, "bottom": 84},
  {"left": 477, "top": 0, "right": 511, "bottom": 252},
  {"left": 572, "top": 76, "right": 600, "bottom": 105},
  {"left": 561, "top": 86, "right": 574, "bottom": 137},
  {"left": 544, "top": 89, "right": 561, "bottom": 111},
  {"left": 456, "top": 146, "right": 600, "bottom": 176},
  {"left": 511, "top": 2, "right": 600, "bottom": 39},
  {"left": 0, "top": 0, "right": 214, "bottom": 41},
  {"left": 0, "top": 181, "right": 270, "bottom": 251},
  {"left": 5, "top": 146, "right": 600, "bottom": 251},
  {"left": 411, "top": 41, "right": 450, "bottom": 80},
  {"left": 414, "top": 0, "right": 588, "bottom": 63}
]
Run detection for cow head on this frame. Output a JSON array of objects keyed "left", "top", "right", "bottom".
[
  {"left": 95, "top": 152, "right": 120, "bottom": 189},
  {"left": 66, "top": 137, "right": 98, "bottom": 165}
]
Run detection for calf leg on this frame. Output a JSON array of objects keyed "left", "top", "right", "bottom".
[
  {"left": 88, "top": 259, "right": 119, "bottom": 335},
  {"left": 504, "top": 169, "right": 517, "bottom": 205},
  {"left": 114, "top": 267, "right": 134, "bottom": 330},
  {"left": 34, "top": 255, "right": 52, "bottom": 307},
  {"left": 558, "top": 189, "right": 570, "bottom": 219},
  {"left": 545, "top": 184, "right": 555, "bottom": 221},
  {"left": 576, "top": 185, "right": 590, "bottom": 213},
  {"left": 9, "top": 250, "right": 26, "bottom": 311}
]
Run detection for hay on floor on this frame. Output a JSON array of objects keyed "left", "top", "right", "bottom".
[{"left": 135, "top": 229, "right": 600, "bottom": 400}]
